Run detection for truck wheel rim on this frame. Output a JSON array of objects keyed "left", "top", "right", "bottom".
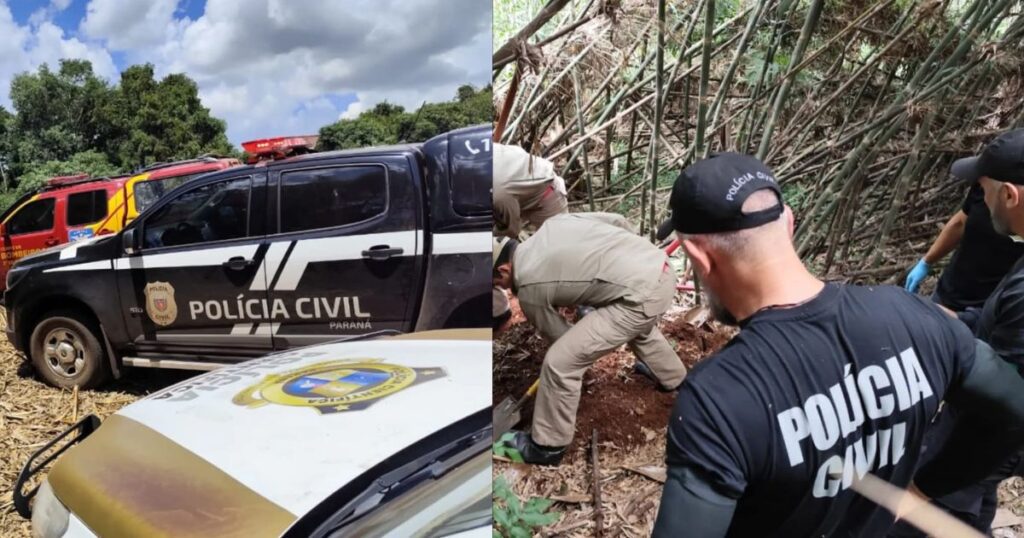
[{"left": 42, "top": 328, "right": 87, "bottom": 378}]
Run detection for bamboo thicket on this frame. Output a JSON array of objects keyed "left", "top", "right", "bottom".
[{"left": 493, "top": 0, "right": 1024, "bottom": 283}]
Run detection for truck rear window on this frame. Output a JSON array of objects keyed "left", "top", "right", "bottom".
[
  {"left": 279, "top": 165, "right": 387, "bottom": 233},
  {"left": 67, "top": 190, "right": 108, "bottom": 226}
]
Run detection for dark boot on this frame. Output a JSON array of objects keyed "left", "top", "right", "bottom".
[
  {"left": 634, "top": 361, "right": 678, "bottom": 392},
  {"left": 493, "top": 430, "right": 566, "bottom": 466}
]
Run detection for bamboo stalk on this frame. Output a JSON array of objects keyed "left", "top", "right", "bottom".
[
  {"left": 695, "top": 0, "right": 715, "bottom": 159},
  {"left": 756, "top": 0, "right": 825, "bottom": 160}
]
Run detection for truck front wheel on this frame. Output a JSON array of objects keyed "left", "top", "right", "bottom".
[{"left": 29, "top": 312, "right": 109, "bottom": 389}]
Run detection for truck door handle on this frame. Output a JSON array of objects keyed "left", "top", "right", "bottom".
[
  {"left": 44, "top": 238, "right": 59, "bottom": 247},
  {"left": 361, "top": 245, "right": 403, "bottom": 261},
  {"left": 223, "top": 256, "right": 255, "bottom": 271}
]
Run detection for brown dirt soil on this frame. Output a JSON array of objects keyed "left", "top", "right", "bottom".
[
  {"left": 0, "top": 340, "right": 194, "bottom": 537},
  {"left": 494, "top": 303, "right": 735, "bottom": 458},
  {"left": 661, "top": 316, "right": 736, "bottom": 368}
]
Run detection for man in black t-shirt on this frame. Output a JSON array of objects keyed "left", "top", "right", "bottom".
[
  {"left": 891, "top": 128, "right": 1024, "bottom": 536},
  {"left": 904, "top": 173, "right": 1024, "bottom": 311},
  {"left": 653, "top": 153, "right": 1024, "bottom": 537}
]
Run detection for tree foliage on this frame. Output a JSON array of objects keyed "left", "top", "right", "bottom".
[
  {"left": 0, "top": 59, "right": 234, "bottom": 201},
  {"left": 0, "top": 150, "right": 119, "bottom": 210},
  {"left": 106, "top": 64, "right": 233, "bottom": 168},
  {"left": 318, "top": 85, "right": 493, "bottom": 151}
]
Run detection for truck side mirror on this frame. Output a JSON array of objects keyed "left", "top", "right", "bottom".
[{"left": 122, "top": 228, "right": 138, "bottom": 255}]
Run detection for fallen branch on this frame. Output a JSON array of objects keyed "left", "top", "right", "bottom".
[{"left": 493, "top": 0, "right": 573, "bottom": 73}]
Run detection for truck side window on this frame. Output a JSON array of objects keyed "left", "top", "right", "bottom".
[
  {"left": 6, "top": 199, "right": 55, "bottom": 235},
  {"left": 279, "top": 165, "right": 387, "bottom": 233},
  {"left": 142, "top": 177, "right": 251, "bottom": 249},
  {"left": 67, "top": 190, "right": 108, "bottom": 226}
]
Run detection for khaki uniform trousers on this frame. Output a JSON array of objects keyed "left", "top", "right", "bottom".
[{"left": 531, "top": 269, "right": 687, "bottom": 447}]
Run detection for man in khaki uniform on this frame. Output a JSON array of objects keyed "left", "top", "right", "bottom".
[
  {"left": 492, "top": 143, "right": 570, "bottom": 330},
  {"left": 492, "top": 212, "right": 687, "bottom": 465},
  {"left": 493, "top": 143, "right": 568, "bottom": 239}
]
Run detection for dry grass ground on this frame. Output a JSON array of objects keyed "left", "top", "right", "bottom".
[{"left": 0, "top": 340, "right": 193, "bottom": 537}]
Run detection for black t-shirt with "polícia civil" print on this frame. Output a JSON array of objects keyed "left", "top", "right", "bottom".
[
  {"left": 666, "top": 283, "right": 976, "bottom": 537},
  {"left": 935, "top": 184, "right": 1024, "bottom": 311}
]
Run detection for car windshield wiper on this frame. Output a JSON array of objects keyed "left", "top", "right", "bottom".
[
  {"left": 282, "top": 408, "right": 491, "bottom": 538},
  {"left": 328, "top": 422, "right": 491, "bottom": 532}
]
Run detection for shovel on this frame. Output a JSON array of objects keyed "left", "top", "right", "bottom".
[{"left": 493, "top": 378, "right": 540, "bottom": 440}]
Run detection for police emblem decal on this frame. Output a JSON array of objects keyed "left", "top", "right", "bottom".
[
  {"left": 232, "top": 359, "right": 446, "bottom": 414},
  {"left": 144, "top": 281, "right": 178, "bottom": 326}
]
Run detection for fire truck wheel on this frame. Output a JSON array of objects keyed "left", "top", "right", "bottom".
[{"left": 30, "top": 312, "right": 109, "bottom": 390}]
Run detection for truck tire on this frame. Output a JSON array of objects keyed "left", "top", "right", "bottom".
[{"left": 29, "top": 311, "right": 109, "bottom": 390}]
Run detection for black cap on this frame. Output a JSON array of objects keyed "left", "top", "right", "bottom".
[
  {"left": 670, "top": 152, "right": 783, "bottom": 234},
  {"left": 951, "top": 128, "right": 1024, "bottom": 184}
]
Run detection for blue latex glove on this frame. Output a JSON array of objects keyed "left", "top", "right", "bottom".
[{"left": 905, "top": 259, "right": 930, "bottom": 292}]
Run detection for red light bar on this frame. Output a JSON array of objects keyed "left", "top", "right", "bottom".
[
  {"left": 46, "top": 174, "right": 91, "bottom": 187},
  {"left": 241, "top": 135, "right": 319, "bottom": 160}
]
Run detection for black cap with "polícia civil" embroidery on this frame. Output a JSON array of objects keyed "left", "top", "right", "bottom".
[{"left": 669, "top": 152, "right": 783, "bottom": 234}]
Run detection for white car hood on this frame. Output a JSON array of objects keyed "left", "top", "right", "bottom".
[{"left": 114, "top": 335, "right": 491, "bottom": 518}]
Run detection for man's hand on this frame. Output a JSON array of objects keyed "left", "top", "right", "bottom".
[{"left": 905, "top": 259, "right": 930, "bottom": 293}]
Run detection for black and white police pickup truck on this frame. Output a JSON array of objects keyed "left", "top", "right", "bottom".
[{"left": 4, "top": 125, "right": 492, "bottom": 388}]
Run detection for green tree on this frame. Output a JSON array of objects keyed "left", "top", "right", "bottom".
[
  {"left": 0, "top": 150, "right": 118, "bottom": 210},
  {"left": 318, "top": 102, "right": 406, "bottom": 150},
  {"left": 0, "top": 60, "right": 236, "bottom": 212},
  {"left": 108, "top": 64, "right": 234, "bottom": 168},
  {"left": 8, "top": 59, "right": 115, "bottom": 177},
  {"left": 318, "top": 85, "right": 493, "bottom": 151},
  {"left": 0, "top": 105, "right": 16, "bottom": 190},
  {"left": 7, "top": 60, "right": 234, "bottom": 178}
]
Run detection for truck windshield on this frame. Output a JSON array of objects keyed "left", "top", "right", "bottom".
[{"left": 135, "top": 174, "right": 198, "bottom": 214}]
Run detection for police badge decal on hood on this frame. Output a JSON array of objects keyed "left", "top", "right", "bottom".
[{"left": 233, "top": 359, "right": 447, "bottom": 414}]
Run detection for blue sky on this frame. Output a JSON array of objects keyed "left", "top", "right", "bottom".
[{"left": 0, "top": 0, "right": 491, "bottom": 147}]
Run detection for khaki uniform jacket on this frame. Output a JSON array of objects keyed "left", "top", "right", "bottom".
[
  {"left": 494, "top": 143, "right": 567, "bottom": 237},
  {"left": 513, "top": 213, "right": 669, "bottom": 342}
]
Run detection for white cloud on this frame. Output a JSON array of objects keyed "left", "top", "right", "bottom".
[
  {"left": 31, "top": 22, "right": 118, "bottom": 80},
  {"left": 0, "top": 2, "right": 116, "bottom": 110},
  {"left": 81, "top": 0, "right": 178, "bottom": 50},
  {"left": 29, "top": 0, "right": 73, "bottom": 26},
  {"left": 340, "top": 101, "right": 365, "bottom": 121},
  {"left": 28, "top": 9, "right": 46, "bottom": 26},
  {"left": 113, "top": 0, "right": 491, "bottom": 144}
]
